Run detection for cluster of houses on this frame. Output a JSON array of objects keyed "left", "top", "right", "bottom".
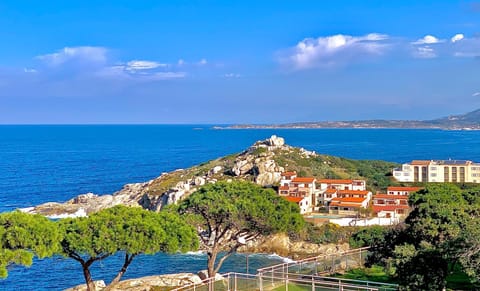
[{"left": 278, "top": 171, "right": 421, "bottom": 219}]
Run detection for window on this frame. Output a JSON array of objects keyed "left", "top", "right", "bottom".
[
  {"left": 430, "top": 173, "right": 437, "bottom": 177},
  {"left": 395, "top": 173, "right": 401, "bottom": 176},
  {"left": 430, "top": 167, "right": 437, "bottom": 171},
  {"left": 404, "top": 173, "right": 410, "bottom": 176}
]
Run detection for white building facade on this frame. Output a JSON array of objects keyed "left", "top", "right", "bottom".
[{"left": 393, "top": 160, "right": 480, "bottom": 183}]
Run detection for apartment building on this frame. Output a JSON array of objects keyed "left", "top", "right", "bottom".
[{"left": 393, "top": 160, "right": 480, "bottom": 183}]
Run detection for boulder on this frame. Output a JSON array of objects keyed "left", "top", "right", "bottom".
[
  {"left": 197, "top": 270, "right": 225, "bottom": 281},
  {"left": 64, "top": 280, "right": 105, "bottom": 291},
  {"left": 209, "top": 165, "right": 223, "bottom": 175},
  {"left": 265, "top": 135, "right": 285, "bottom": 147},
  {"left": 232, "top": 159, "right": 254, "bottom": 176},
  {"left": 194, "top": 176, "right": 206, "bottom": 186}
]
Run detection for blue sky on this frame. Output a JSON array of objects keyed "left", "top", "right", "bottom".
[{"left": 1, "top": 0, "right": 480, "bottom": 124}]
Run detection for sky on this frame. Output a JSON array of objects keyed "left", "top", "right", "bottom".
[{"left": 0, "top": 0, "right": 480, "bottom": 124}]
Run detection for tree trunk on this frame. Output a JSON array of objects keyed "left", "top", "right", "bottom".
[
  {"left": 106, "top": 253, "right": 135, "bottom": 289},
  {"left": 207, "top": 251, "right": 217, "bottom": 278},
  {"left": 82, "top": 263, "right": 96, "bottom": 291}
]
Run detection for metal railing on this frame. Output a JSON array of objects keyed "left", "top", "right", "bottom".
[
  {"left": 170, "top": 248, "right": 399, "bottom": 291},
  {"left": 171, "top": 272, "right": 398, "bottom": 291},
  {"left": 257, "top": 247, "right": 370, "bottom": 278}
]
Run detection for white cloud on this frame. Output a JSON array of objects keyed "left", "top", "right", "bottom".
[
  {"left": 224, "top": 73, "right": 241, "bottom": 78},
  {"left": 281, "top": 33, "right": 390, "bottom": 69},
  {"left": 31, "top": 47, "right": 208, "bottom": 81},
  {"left": 413, "top": 46, "right": 437, "bottom": 58},
  {"left": 412, "top": 35, "right": 444, "bottom": 45},
  {"left": 451, "top": 34, "right": 464, "bottom": 43},
  {"left": 452, "top": 36, "right": 480, "bottom": 58},
  {"left": 23, "top": 68, "right": 37, "bottom": 73},
  {"left": 37, "top": 46, "right": 108, "bottom": 66},
  {"left": 125, "top": 60, "right": 167, "bottom": 71},
  {"left": 473, "top": 92, "right": 480, "bottom": 97}
]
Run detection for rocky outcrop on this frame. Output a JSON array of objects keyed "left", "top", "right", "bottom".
[
  {"left": 64, "top": 280, "right": 106, "bottom": 291},
  {"left": 107, "top": 273, "right": 203, "bottom": 291},
  {"left": 24, "top": 135, "right": 314, "bottom": 215},
  {"left": 25, "top": 182, "right": 150, "bottom": 217},
  {"left": 65, "top": 273, "right": 204, "bottom": 291},
  {"left": 246, "top": 233, "right": 349, "bottom": 259}
]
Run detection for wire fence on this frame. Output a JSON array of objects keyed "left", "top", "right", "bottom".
[
  {"left": 170, "top": 248, "right": 399, "bottom": 291},
  {"left": 171, "top": 272, "right": 398, "bottom": 291},
  {"left": 257, "top": 247, "right": 370, "bottom": 278}
]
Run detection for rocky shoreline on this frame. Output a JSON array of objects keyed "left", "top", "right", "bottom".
[{"left": 22, "top": 135, "right": 301, "bottom": 217}]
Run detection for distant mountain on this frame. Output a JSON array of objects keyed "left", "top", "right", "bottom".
[
  {"left": 429, "top": 109, "right": 480, "bottom": 127},
  {"left": 219, "top": 109, "right": 480, "bottom": 130}
]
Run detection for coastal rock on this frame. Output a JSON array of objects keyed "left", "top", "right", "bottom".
[
  {"left": 249, "top": 233, "right": 350, "bottom": 259},
  {"left": 265, "top": 135, "right": 285, "bottom": 147},
  {"left": 64, "top": 280, "right": 106, "bottom": 291},
  {"left": 27, "top": 182, "right": 150, "bottom": 217},
  {"left": 232, "top": 158, "right": 254, "bottom": 176},
  {"left": 209, "top": 165, "right": 223, "bottom": 176},
  {"left": 194, "top": 177, "right": 206, "bottom": 186},
  {"left": 197, "top": 270, "right": 224, "bottom": 281},
  {"left": 108, "top": 273, "right": 203, "bottom": 291}
]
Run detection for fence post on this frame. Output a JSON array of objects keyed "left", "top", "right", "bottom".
[
  {"left": 259, "top": 271, "right": 263, "bottom": 291},
  {"left": 234, "top": 273, "right": 237, "bottom": 291}
]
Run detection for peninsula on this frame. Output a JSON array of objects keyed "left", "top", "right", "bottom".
[
  {"left": 24, "top": 136, "right": 398, "bottom": 218},
  {"left": 217, "top": 108, "right": 480, "bottom": 130}
]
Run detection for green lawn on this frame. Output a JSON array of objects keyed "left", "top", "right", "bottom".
[
  {"left": 334, "top": 265, "right": 396, "bottom": 284},
  {"left": 446, "top": 267, "right": 479, "bottom": 290},
  {"left": 335, "top": 265, "right": 480, "bottom": 291},
  {"left": 272, "top": 283, "right": 312, "bottom": 291}
]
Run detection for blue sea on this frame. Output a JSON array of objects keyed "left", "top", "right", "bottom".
[{"left": 1, "top": 125, "right": 480, "bottom": 290}]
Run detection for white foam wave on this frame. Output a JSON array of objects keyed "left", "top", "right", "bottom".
[
  {"left": 18, "top": 207, "right": 35, "bottom": 213},
  {"left": 266, "top": 253, "right": 297, "bottom": 264},
  {"left": 186, "top": 251, "right": 205, "bottom": 256}
]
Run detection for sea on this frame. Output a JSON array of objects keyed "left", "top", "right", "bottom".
[{"left": 1, "top": 125, "right": 480, "bottom": 290}]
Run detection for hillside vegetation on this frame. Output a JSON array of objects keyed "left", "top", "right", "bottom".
[{"left": 147, "top": 137, "right": 399, "bottom": 198}]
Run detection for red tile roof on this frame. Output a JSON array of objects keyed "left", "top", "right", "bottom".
[
  {"left": 283, "top": 196, "right": 304, "bottom": 203},
  {"left": 331, "top": 197, "right": 367, "bottom": 203},
  {"left": 325, "top": 189, "right": 338, "bottom": 194},
  {"left": 282, "top": 171, "right": 297, "bottom": 176},
  {"left": 279, "top": 186, "right": 289, "bottom": 190},
  {"left": 330, "top": 202, "right": 363, "bottom": 208},
  {"left": 411, "top": 160, "right": 431, "bottom": 165},
  {"left": 292, "top": 177, "right": 316, "bottom": 183},
  {"left": 338, "top": 190, "right": 370, "bottom": 196},
  {"left": 374, "top": 194, "right": 409, "bottom": 199},
  {"left": 387, "top": 186, "right": 422, "bottom": 192},
  {"left": 373, "top": 205, "right": 410, "bottom": 212},
  {"left": 319, "top": 179, "right": 353, "bottom": 184}
]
